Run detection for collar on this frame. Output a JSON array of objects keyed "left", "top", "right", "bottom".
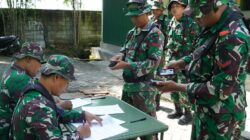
[
  {"left": 11, "top": 63, "right": 26, "bottom": 73},
  {"left": 134, "top": 20, "right": 154, "bottom": 35},
  {"left": 158, "top": 14, "right": 165, "bottom": 20}
]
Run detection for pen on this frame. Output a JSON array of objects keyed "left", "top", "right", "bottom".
[
  {"left": 91, "top": 96, "right": 106, "bottom": 100},
  {"left": 130, "top": 117, "right": 146, "bottom": 123}
]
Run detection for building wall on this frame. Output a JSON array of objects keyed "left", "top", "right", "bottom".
[
  {"left": 102, "top": 0, "right": 133, "bottom": 47},
  {"left": 0, "top": 9, "right": 101, "bottom": 49}
]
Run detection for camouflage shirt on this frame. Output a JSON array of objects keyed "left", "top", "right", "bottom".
[
  {"left": 0, "top": 63, "right": 33, "bottom": 136},
  {"left": 11, "top": 82, "right": 85, "bottom": 140},
  {"left": 121, "top": 20, "right": 164, "bottom": 93},
  {"left": 167, "top": 15, "right": 200, "bottom": 61},
  {"left": 183, "top": 7, "right": 250, "bottom": 114},
  {"left": 152, "top": 14, "right": 171, "bottom": 38},
  {"left": 152, "top": 14, "right": 171, "bottom": 71}
]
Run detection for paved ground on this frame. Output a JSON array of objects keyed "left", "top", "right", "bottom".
[{"left": 0, "top": 56, "right": 250, "bottom": 140}]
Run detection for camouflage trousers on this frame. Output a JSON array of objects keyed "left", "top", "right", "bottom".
[
  {"left": 170, "top": 71, "right": 191, "bottom": 109},
  {"left": 0, "top": 119, "right": 10, "bottom": 140},
  {"left": 122, "top": 90, "right": 157, "bottom": 140},
  {"left": 191, "top": 111, "right": 246, "bottom": 140}
]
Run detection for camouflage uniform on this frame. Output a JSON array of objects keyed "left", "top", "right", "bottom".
[
  {"left": 166, "top": 0, "right": 200, "bottom": 123},
  {"left": 11, "top": 55, "right": 85, "bottom": 140},
  {"left": 121, "top": 0, "right": 164, "bottom": 116},
  {"left": 151, "top": 0, "right": 172, "bottom": 109},
  {"left": 0, "top": 42, "right": 44, "bottom": 140},
  {"left": 121, "top": 0, "right": 164, "bottom": 139},
  {"left": 183, "top": 0, "right": 250, "bottom": 139}
]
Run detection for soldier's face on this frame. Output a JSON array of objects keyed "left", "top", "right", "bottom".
[
  {"left": 195, "top": 10, "right": 216, "bottom": 28},
  {"left": 170, "top": 3, "right": 185, "bottom": 21},
  {"left": 152, "top": 9, "right": 163, "bottom": 18},
  {"left": 26, "top": 58, "right": 41, "bottom": 77},
  {"left": 131, "top": 14, "right": 148, "bottom": 27},
  {"left": 53, "top": 75, "right": 69, "bottom": 96}
]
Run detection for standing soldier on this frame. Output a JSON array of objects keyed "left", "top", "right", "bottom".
[
  {"left": 11, "top": 55, "right": 102, "bottom": 139},
  {"left": 110, "top": 0, "right": 164, "bottom": 139},
  {"left": 156, "top": 0, "right": 250, "bottom": 139},
  {"left": 151, "top": 0, "right": 171, "bottom": 111},
  {"left": 0, "top": 42, "right": 45, "bottom": 140},
  {"left": 165, "top": 0, "right": 200, "bottom": 125}
]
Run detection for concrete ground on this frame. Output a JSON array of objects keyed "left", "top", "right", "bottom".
[{"left": 0, "top": 56, "right": 250, "bottom": 139}]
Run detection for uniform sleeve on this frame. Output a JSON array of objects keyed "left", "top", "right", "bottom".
[
  {"left": 58, "top": 107, "right": 85, "bottom": 124},
  {"left": 28, "top": 104, "right": 82, "bottom": 140},
  {"left": 129, "top": 30, "right": 164, "bottom": 77},
  {"left": 182, "top": 55, "right": 193, "bottom": 64},
  {"left": 187, "top": 26, "right": 250, "bottom": 106},
  {"left": 7, "top": 74, "right": 32, "bottom": 103}
]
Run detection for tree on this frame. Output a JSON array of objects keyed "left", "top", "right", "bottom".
[
  {"left": 1, "top": 0, "right": 37, "bottom": 36},
  {"left": 64, "top": 0, "right": 82, "bottom": 47}
]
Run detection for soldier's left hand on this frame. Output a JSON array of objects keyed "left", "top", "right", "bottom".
[
  {"left": 57, "top": 100, "right": 73, "bottom": 110},
  {"left": 84, "top": 111, "right": 103, "bottom": 126},
  {"left": 110, "top": 60, "right": 131, "bottom": 70},
  {"left": 155, "top": 80, "right": 178, "bottom": 93}
]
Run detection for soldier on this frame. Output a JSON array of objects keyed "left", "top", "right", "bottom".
[
  {"left": 165, "top": 0, "right": 200, "bottom": 125},
  {"left": 110, "top": 0, "right": 164, "bottom": 139},
  {"left": 0, "top": 42, "right": 73, "bottom": 140},
  {"left": 151, "top": 0, "right": 171, "bottom": 111},
  {"left": 0, "top": 42, "right": 45, "bottom": 140},
  {"left": 11, "top": 55, "right": 102, "bottom": 139},
  {"left": 156, "top": 0, "right": 250, "bottom": 139}
]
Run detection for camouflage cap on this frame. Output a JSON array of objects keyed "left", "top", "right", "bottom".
[
  {"left": 126, "top": 0, "right": 152, "bottom": 16},
  {"left": 14, "top": 42, "right": 45, "bottom": 64},
  {"left": 168, "top": 0, "right": 187, "bottom": 11},
  {"left": 41, "top": 55, "right": 76, "bottom": 81},
  {"left": 184, "top": 0, "right": 229, "bottom": 18},
  {"left": 152, "top": 0, "right": 165, "bottom": 10}
]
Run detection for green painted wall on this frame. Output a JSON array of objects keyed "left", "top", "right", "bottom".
[{"left": 102, "top": 0, "right": 133, "bottom": 46}]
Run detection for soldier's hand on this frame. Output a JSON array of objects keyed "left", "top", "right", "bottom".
[
  {"left": 77, "top": 123, "right": 91, "bottom": 138},
  {"left": 165, "top": 60, "right": 187, "bottom": 72},
  {"left": 155, "top": 80, "right": 178, "bottom": 93},
  {"left": 110, "top": 61, "right": 130, "bottom": 70},
  {"left": 57, "top": 100, "right": 72, "bottom": 110},
  {"left": 165, "top": 60, "right": 179, "bottom": 71},
  {"left": 85, "top": 111, "right": 103, "bottom": 126},
  {"left": 110, "top": 53, "right": 123, "bottom": 61}
]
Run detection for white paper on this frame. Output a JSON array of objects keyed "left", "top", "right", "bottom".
[
  {"left": 70, "top": 98, "right": 92, "bottom": 109},
  {"left": 72, "top": 115, "right": 127, "bottom": 140},
  {"left": 84, "top": 124, "right": 128, "bottom": 140},
  {"left": 82, "top": 104, "right": 124, "bottom": 115}
]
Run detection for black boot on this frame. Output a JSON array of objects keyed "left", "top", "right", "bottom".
[
  {"left": 178, "top": 108, "right": 193, "bottom": 125},
  {"left": 167, "top": 104, "right": 183, "bottom": 119}
]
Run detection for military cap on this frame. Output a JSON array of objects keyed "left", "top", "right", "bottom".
[
  {"left": 152, "top": 0, "right": 165, "bottom": 10},
  {"left": 41, "top": 55, "right": 76, "bottom": 81},
  {"left": 184, "top": 0, "right": 230, "bottom": 18},
  {"left": 14, "top": 42, "right": 45, "bottom": 64},
  {"left": 126, "top": 0, "right": 152, "bottom": 16},
  {"left": 168, "top": 0, "right": 188, "bottom": 11}
]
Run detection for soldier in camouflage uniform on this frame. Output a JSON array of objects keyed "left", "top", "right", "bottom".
[
  {"left": 0, "top": 42, "right": 45, "bottom": 140},
  {"left": 165, "top": 0, "right": 200, "bottom": 125},
  {"left": 11, "top": 55, "right": 102, "bottom": 140},
  {"left": 156, "top": 0, "right": 250, "bottom": 139},
  {"left": 151, "top": 0, "right": 171, "bottom": 111},
  {"left": 110, "top": 0, "right": 164, "bottom": 139}
]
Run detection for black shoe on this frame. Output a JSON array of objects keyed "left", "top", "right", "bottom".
[
  {"left": 178, "top": 113, "right": 193, "bottom": 125},
  {"left": 156, "top": 105, "right": 161, "bottom": 111},
  {"left": 167, "top": 111, "right": 183, "bottom": 119}
]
